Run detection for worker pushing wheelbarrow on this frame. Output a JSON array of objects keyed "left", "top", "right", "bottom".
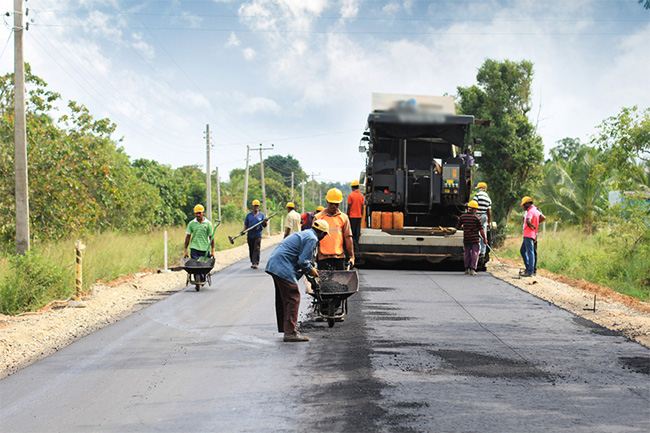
[
  {"left": 306, "top": 268, "right": 359, "bottom": 328},
  {"left": 182, "top": 204, "right": 220, "bottom": 291}
]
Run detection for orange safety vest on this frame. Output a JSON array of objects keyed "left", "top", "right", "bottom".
[{"left": 315, "top": 212, "right": 347, "bottom": 256}]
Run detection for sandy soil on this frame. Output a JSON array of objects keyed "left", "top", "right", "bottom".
[{"left": 1, "top": 235, "right": 648, "bottom": 380}]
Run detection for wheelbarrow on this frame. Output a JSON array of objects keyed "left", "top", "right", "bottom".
[
  {"left": 181, "top": 257, "right": 215, "bottom": 291},
  {"left": 306, "top": 269, "right": 359, "bottom": 328}
]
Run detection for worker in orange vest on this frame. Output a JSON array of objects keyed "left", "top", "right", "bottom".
[
  {"left": 347, "top": 180, "right": 364, "bottom": 248},
  {"left": 314, "top": 188, "right": 355, "bottom": 270}
]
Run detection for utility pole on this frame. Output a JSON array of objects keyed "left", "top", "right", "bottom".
[
  {"left": 291, "top": 172, "right": 294, "bottom": 202},
  {"left": 301, "top": 183, "right": 305, "bottom": 214},
  {"left": 14, "top": 0, "right": 29, "bottom": 254},
  {"left": 309, "top": 172, "right": 320, "bottom": 204},
  {"left": 216, "top": 166, "right": 221, "bottom": 222},
  {"left": 205, "top": 124, "right": 212, "bottom": 222},
  {"left": 242, "top": 145, "right": 250, "bottom": 212},
  {"left": 258, "top": 143, "right": 274, "bottom": 236}
]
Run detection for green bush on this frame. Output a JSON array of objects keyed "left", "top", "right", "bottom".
[{"left": 0, "top": 251, "right": 71, "bottom": 315}]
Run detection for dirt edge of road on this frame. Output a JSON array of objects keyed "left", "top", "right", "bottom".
[
  {"left": 1, "top": 239, "right": 648, "bottom": 380},
  {"left": 0, "top": 235, "right": 283, "bottom": 380}
]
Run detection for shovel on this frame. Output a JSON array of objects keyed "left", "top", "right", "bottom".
[{"left": 228, "top": 213, "right": 277, "bottom": 244}]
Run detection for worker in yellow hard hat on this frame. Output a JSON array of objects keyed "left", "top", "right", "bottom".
[
  {"left": 244, "top": 199, "right": 268, "bottom": 269},
  {"left": 284, "top": 201, "right": 301, "bottom": 238},
  {"left": 519, "top": 196, "right": 540, "bottom": 277},
  {"left": 183, "top": 204, "right": 216, "bottom": 282},
  {"left": 455, "top": 200, "right": 486, "bottom": 275},
  {"left": 266, "top": 219, "right": 330, "bottom": 342},
  {"left": 347, "top": 180, "right": 364, "bottom": 247},
  {"left": 314, "top": 188, "right": 354, "bottom": 270},
  {"left": 472, "top": 181, "right": 492, "bottom": 257}
]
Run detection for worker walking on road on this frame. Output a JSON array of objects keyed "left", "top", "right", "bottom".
[
  {"left": 284, "top": 202, "right": 301, "bottom": 238},
  {"left": 183, "top": 204, "right": 216, "bottom": 282},
  {"left": 266, "top": 220, "right": 330, "bottom": 342},
  {"left": 456, "top": 200, "right": 486, "bottom": 275},
  {"left": 347, "top": 180, "right": 364, "bottom": 248},
  {"left": 244, "top": 200, "right": 267, "bottom": 269},
  {"left": 520, "top": 196, "right": 540, "bottom": 277},
  {"left": 301, "top": 206, "right": 324, "bottom": 231},
  {"left": 472, "top": 182, "right": 492, "bottom": 258},
  {"left": 314, "top": 188, "right": 355, "bottom": 270}
]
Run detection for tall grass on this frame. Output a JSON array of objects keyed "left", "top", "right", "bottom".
[
  {"left": 0, "top": 222, "right": 257, "bottom": 314},
  {"left": 497, "top": 226, "right": 650, "bottom": 302}
]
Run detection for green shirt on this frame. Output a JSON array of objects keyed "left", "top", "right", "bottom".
[{"left": 186, "top": 218, "right": 214, "bottom": 252}]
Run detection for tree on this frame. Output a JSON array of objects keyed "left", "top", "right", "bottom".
[
  {"left": 535, "top": 146, "right": 610, "bottom": 233},
  {"left": 133, "top": 159, "right": 187, "bottom": 226},
  {"left": 456, "top": 59, "right": 544, "bottom": 225},
  {"left": 551, "top": 137, "right": 582, "bottom": 161},
  {"left": 639, "top": 0, "right": 650, "bottom": 10},
  {"left": 592, "top": 105, "right": 650, "bottom": 189}
]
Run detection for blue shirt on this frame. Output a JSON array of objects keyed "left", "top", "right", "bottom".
[
  {"left": 244, "top": 211, "right": 266, "bottom": 238},
  {"left": 265, "top": 230, "right": 319, "bottom": 284}
]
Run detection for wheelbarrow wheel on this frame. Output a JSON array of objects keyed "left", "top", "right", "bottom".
[
  {"left": 195, "top": 284, "right": 201, "bottom": 292},
  {"left": 327, "top": 302, "right": 336, "bottom": 328}
]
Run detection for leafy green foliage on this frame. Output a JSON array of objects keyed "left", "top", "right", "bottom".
[
  {"left": 0, "top": 251, "right": 70, "bottom": 315},
  {"left": 457, "top": 59, "right": 544, "bottom": 225}
]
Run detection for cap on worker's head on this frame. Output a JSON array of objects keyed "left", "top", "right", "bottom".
[
  {"left": 286, "top": 202, "right": 295, "bottom": 209},
  {"left": 325, "top": 188, "right": 343, "bottom": 204},
  {"left": 476, "top": 182, "right": 487, "bottom": 190},
  {"left": 252, "top": 199, "right": 260, "bottom": 206},
  {"left": 312, "top": 219, "right": 330, "bottom": 235},
  {"left": 467, "top": 200, "right": 479, "bottom": 209},
  {"left": 194, "top": 204, "right": 205, "bottom": 213},
  {"left": 520, "top": 196, "right": 533, "bottom": 206},
  {"left": 316, "top": 206, "right": 325, "bottom": 212},
  {"left": 351, "top": 180, "right": 360, "bottom": 187}
]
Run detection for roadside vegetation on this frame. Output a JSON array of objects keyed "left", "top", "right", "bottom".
[{"left": 1, "top": 61, "right": 648, "bottom": 313}]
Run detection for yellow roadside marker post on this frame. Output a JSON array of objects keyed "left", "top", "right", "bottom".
[{"left": 69, "top": 241, "right": 87, "bottom": 308}]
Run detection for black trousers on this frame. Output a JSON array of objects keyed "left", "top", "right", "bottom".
[
  {"left": 247, "top": 237, "right": 262, "bottom": 265},
  {"left": 349, "top": 218, "right": 361, "bottom": 249},
  {"left": 317, "top": 258, "right": 346, "bottom": 270}
]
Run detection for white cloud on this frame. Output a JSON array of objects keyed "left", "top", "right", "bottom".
[
  {"left": 226, "top": 32, "right": 241, "bottom": 47},
  {"left": 180, "top": 12, "right": 203, "bottom": 29},
  {"left": 131, "top": 33, "right": 155, "bottom": 61},
  {"left": 238, "top": 95, "right": 282, "bottom": 114},
  {"left": 243, "top": 47, "right": 257, "bottom": 60},
  {"left": 340, "top": 0, "right": 361, "bottom": 19}
]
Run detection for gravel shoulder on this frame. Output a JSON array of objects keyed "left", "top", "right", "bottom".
[{"left": 1, "top": 235, "right": 649, "bottom": 380}]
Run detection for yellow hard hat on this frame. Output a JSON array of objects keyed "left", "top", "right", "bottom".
[
  {"left": 193, "top": 204, "right": 205, "bottom": 213},
  {"left": 351, "top": 180, "right": 360, "bottom": 187},
  {"left": 252, "top": 200, "right": 260, "bottom": 206},
  {"left": 476, "top": 182, "right": 487, "bottom": 190},
  {"left": 325, "top": 188, "right": 343, "bottom": 204},
  {"left": 286, "top": 202, "right": 295, "bottom": 208},
  {"left": 316, "top": 206, "right": 325, "bottom": 212},
  {"left": 467, "top": 200, "right": 479, "bottom": 209},
  {"left": 312, "top": 219, "right": 330, "bottom": 234},
  {"left": 520, "top": 196, "right": 533, "bottom": 206}
]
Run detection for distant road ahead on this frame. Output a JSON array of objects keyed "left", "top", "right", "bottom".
[{"left": 1, "top": 251, "right": 648, "bottom": 432}]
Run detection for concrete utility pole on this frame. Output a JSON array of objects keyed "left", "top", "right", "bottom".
[
  {"left": 216, "top": 166, "right": 221, "bottom": 222},
  {"left": 14, "top": 0, "right": 29, "bottom": 254},
  {"left": 204, "top": 125, "right": 212, "bottom": 222},
  {"left": 243, "top": 145, "right": 250, "bottom": 212},
  {"left": 301, "top": 183, "right": 305, "bottom": 214},
  {"left": 258, "top": 143, "right": 274, "bottom": 236},
  {"left": 309, "top": 172, "right": 320, "bottom": 204},
  {"left": 291, "top": 172, "right": 294, "bottom": 202}
]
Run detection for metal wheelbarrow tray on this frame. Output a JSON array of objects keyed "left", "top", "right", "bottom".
[
  {"left": 181, "top": 257, "right": 215, "bottom": 291},
  {"left": 307, "top": 269, "right": 359, "bottom": 328}
]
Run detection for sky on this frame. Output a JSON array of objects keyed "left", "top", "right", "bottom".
[{"left": 0, "top": 0, "right": 648, "bottom": 184}]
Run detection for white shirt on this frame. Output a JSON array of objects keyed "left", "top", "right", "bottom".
[{"left": 285, "top": 209, "right": 302, "bottom": 235}]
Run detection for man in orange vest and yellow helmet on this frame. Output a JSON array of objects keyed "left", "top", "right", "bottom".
[{"left": 314, "top": 188, "right": 355, "bottom": 270}]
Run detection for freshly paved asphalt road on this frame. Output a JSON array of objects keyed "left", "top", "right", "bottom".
[{"left": 1, "top": 250, "right": 649, "bottom": 432}]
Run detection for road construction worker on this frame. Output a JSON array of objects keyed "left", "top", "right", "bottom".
[
  {"left": 472, "top": 182, "right": 492, "bottom": 257},
  {"left": 347, "top": 180, "right": 364, "bottom": 247},
  {"left": 244, "top": 200, "right": 267, "bottom": 269},
  {"left": 301, "top": 206, "right": 324, "bottom": 231},
  {"left": 314, "top": 188, "right": 354, "bottom": 270},
  {"left": 520, "top": 196, "right": 540, "bottom": 277},
  {"left": 456, "top": 200, "right": 486, "bottom": 275},
  {"left": 183, "top": 204, "right": 216, "bottom": 282},
  {"left": 266, "top": 219, "right": 330, "bottom": 342},
  {"left": 284, "top": 202, "right": 301, "bottom": 239}
]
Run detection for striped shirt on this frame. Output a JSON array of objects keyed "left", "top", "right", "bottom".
[
  {"left": 472, "top": 190, "right": 492, "bottom": 215},
  {"left": 456, "top": 213, "right": 483, "bottom": 243}
]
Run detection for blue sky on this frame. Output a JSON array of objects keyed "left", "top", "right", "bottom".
[{"left": 1, "top": 0, "right": 648, "bottom": 184}]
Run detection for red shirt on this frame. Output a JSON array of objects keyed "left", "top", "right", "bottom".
[{"left": 347, "top": 190, "right": 364, "bottom": 218}]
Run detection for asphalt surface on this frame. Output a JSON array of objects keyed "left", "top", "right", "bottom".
[{"left": 1, "top": 251, "right": 649, "bottom": 433}]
